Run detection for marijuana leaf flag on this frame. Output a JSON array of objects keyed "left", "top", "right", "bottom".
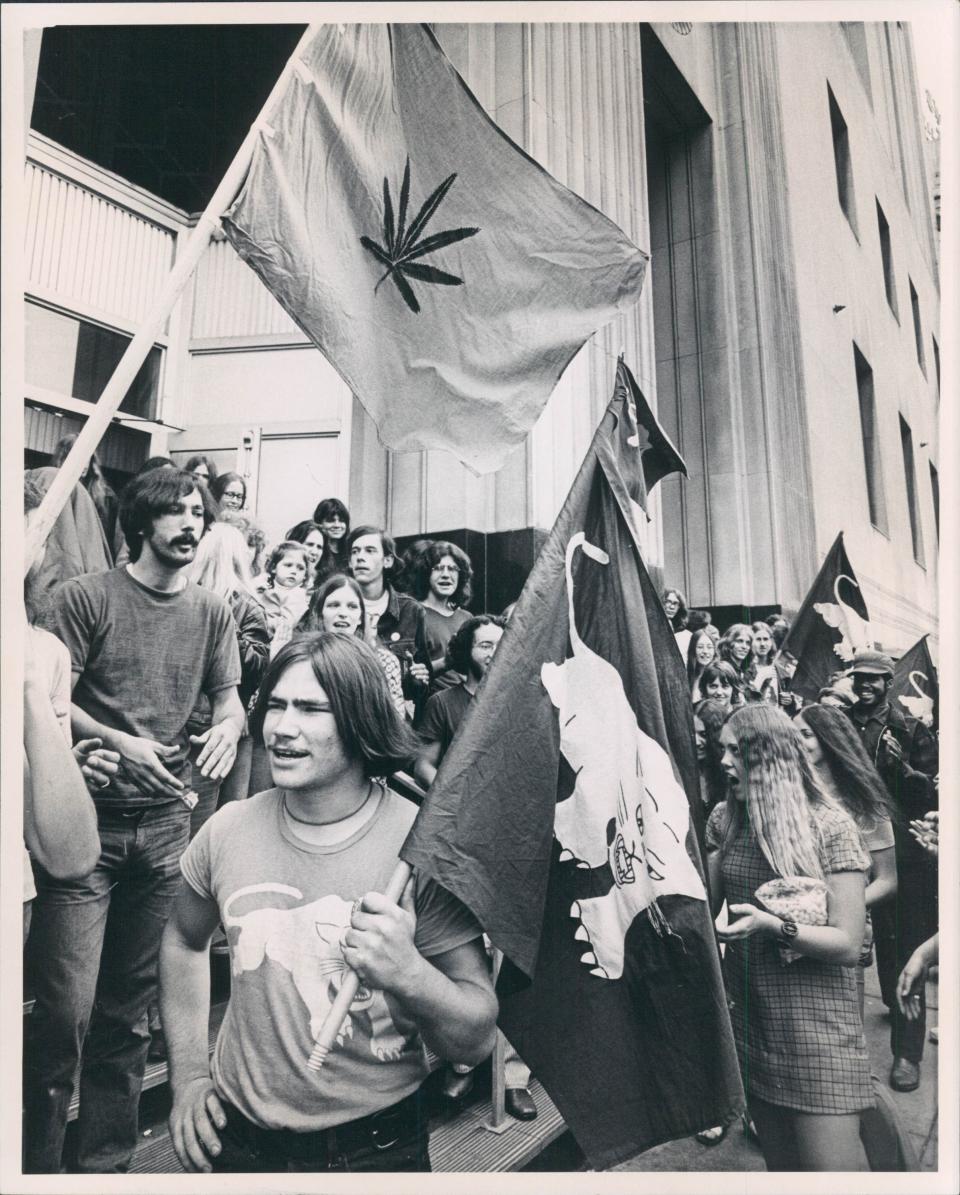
[
  {"left": 222, "top": 24, "right": 647, "bottom": 474},
  {"left": 401, "top": 368, "right": 742, "bottom": 1167},
  {"left": 359, "top": 160, "right": 479, "bottom": 313}
]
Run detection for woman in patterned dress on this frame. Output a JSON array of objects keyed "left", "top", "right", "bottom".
[{"left": 706, "top": 704, "right": 872, "bottom": 1170}]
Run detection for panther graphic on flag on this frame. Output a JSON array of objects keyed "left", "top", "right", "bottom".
[
  {"left": 541, "top": 533, "right": 706, "bottom": 981},
  {"left": 812, "top": 573, "right": 872, "bottom": 663},
  {"left": 899, "top": 671, "right": 935, "bottom": 726}
]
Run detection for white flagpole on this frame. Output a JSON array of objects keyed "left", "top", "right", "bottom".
[
  {"left": 308, "top": 861, "right": 412, "bottom": 1070},
  {"left": 24, "top": 23, "right": 321, "bottom": 571}
]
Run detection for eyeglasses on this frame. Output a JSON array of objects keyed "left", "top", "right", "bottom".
[{"left": 432, "top": 564, "right": 461, "bottom": 575}]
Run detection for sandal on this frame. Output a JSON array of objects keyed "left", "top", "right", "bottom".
[{"left": 695, "top": 1124, "right": 728, "bottom": 1146}]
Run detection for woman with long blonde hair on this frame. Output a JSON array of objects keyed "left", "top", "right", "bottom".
[
  {"left": 185, "top": 524, "right": 269, "bottom": 828},
  {"left": 706, "top": 704, "right": 872, "bottom": 1171},
  {"left": 718, "top": 622, "right": 758, "bottom": 695},
  {"left": 188, "top": 521, "right": 260, "bottom": 605}
]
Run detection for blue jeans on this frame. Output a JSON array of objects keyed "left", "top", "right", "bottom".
[{"left": 23, "top": 803, "right": 190, "bottom": 1173}]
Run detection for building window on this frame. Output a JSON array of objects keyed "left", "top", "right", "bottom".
[
  {"left": 828, "top": 85, "right": 857, "bottom": 234},
  {"left": 929, "top": 462, "right": 939, "bottom": 542},
  {"left": 25, "top": 300, "right": 162, "bottom": 421},
  {"left": 899, "top": 415, "right": 924, "bottom": 566},
  {"left": 909, "top": 278, "right": 926, "bottom": 375},
  {"left": 932, "top": 335, "right": 940, "bottom": 397},
  {"left": 854, "top": 344, "right": 886, "bottom": 533},
  {"left": 875, "top": 200, "right": 897, "bottom": 318}
]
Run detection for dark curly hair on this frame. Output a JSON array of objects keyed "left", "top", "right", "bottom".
[
  {"left": 118, "top": 467, "right": 216, "bottom": 563},
  {"left": 407, "top": 540, "right": 473, "bottom": 606},
  {"left": 445, "top": 614, "right": 504, "bottom": 674}
]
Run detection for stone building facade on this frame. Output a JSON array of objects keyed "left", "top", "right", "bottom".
[{"left": 21, "top": 20, "right": 939, "bottom": 649}]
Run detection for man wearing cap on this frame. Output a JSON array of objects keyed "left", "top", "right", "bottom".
[{"left": 846, "top": 649, "right": 938, "bottom": 1093}]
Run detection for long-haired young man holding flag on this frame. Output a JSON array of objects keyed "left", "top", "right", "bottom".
[{"left": 159, "top": 634, "right": 496, "bottom": 1174}]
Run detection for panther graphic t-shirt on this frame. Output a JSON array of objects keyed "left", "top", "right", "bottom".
[{"left": 181, "top": 786, "right": 481, "bottom": 1131}]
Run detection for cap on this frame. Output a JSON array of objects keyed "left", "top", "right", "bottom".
[{"left": 850, "top": 650, "right": 895, "bottom": 676}]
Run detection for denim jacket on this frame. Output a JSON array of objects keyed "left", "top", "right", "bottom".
[{"left": 376, "top": 587, "right": 432, "bottom": 702}]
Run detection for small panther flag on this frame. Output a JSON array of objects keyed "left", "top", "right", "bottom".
[
  {"left": 781, "top": 532, "right": 872, "bottom": 703},
  {"left": 891, "top": 635, "right": 938, "bottom": 730},
  {"left": 401, "top": 368, "right": 743, "bottom": 1167},
  {"left": 222, "top": 24, "right": 647, "bottom": 475}
]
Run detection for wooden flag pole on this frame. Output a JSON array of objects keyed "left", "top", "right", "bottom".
[
  {"left": 307, "top": 860, "right": 412, "bottom": 1070},
  {"left": 24, "top": 22, "right": 322, "bottom": 572}
]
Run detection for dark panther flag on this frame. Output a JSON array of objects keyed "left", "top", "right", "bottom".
[
  {"left": 613, "top": 356, "right": 686, "bottom": 517},
  {"left": 781, "top": 532, "right": 873, "bottom": 703},
  {"left": 891, "top": 635, "right": 938, "bottom": 730},
  {"left": 402, "top": 367, "right": 743, "bottom": 1168}
]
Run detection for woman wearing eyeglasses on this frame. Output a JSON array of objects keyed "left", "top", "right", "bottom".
[{"left": 408, "top": 541, "right": 475, "bottom": 692}]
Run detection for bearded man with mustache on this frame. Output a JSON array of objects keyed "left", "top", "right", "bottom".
[{"left": 24, "top": 467, "right": 245, "bottom": 1175}]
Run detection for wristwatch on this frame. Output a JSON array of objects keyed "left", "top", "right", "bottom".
[{"left": 778, "top": 916, "right": 799, "bottom": 943}]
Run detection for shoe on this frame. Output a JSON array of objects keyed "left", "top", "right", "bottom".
[
  {"left": 440, "top": 1069, "right": 475, "bottom": 1102},
  {"left": 890, "top": 1058, "right": 920, "bottom": 1092},
  {"left": 929, "top": 1026, "right": 939, "bottom": 1044},
  {"left": 505, "top": 1087, "right": 538, "bottom": 1121},
  {"left": 695, "top": 1124, "right": 728, "bottom": 1146}
]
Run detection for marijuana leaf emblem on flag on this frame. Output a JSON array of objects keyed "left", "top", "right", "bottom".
[{"left": 360, "top": 158, "right": 480, "bottom": 313}]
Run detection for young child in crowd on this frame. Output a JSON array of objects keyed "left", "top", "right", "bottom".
[{"left": 258, "top": 541, "right": 310, "bottom": 656}]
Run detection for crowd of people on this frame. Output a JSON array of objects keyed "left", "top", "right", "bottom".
[
  {"left": 667, "top": 585, "right": 940, "bottom": 1170},
  {"left": 21, "top": 449, "right": 538, "bottom": 1175},
  {"left": 19, "top": 444, "right": 939, "bottom": 1174}
]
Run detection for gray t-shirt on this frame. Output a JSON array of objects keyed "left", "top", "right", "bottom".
[
  {"left": 181, "top": 786, "right": 482, "bottom": 1131},
  {"left": 52, "top": 567, "right": 240, "bottom": 807}
]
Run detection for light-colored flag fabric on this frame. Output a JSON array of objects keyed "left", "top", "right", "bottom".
[{"left": 222, "top": 23, "right": 647, "bottom": 474}]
